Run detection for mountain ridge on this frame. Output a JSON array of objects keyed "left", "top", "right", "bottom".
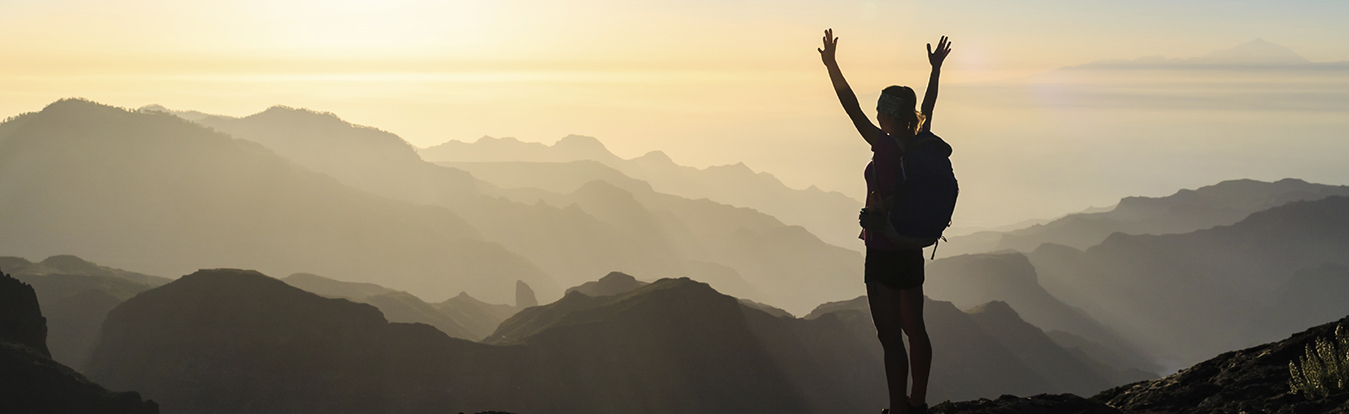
[
  {"left": 149, "top": 102, "right": 862, "bottom": 314},
  {"left": 422, "top": 133, "right": 864, "bottom": 251},
  {"left": 2, "top": 98, "right": 553, "bottom": 304},
  {"left": 941, "top": 178, "right": 1349, "bottom": 258}
]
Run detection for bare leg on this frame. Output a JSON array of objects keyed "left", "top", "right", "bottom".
[
  {"left": 900, "top": 286, "right": 931, "bottom": 407},
  {"left": 868, "top": 282, "right": 908, "bottom": 413}
]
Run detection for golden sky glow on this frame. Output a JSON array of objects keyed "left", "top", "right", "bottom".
[{"left": 3, "top": 0, "right": 1348, "bottom": 227}]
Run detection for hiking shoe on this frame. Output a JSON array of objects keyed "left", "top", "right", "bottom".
[{"left": 908, "top": 403, "right": 929, "bottom": 414}]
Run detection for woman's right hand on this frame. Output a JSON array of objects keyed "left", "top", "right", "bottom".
[
  {"left": 927, "top": 35, "right": 952, "bottom": 68},
  {"left": 818, "top": 28, "right": 839, "bottom": 67}
]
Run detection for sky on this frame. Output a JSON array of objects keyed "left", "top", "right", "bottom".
[{"left": 2, "top": 0, "right": 1347, "bottom": 227}]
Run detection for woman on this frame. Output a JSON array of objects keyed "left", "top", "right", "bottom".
[{"left": 818, "top": 28, "right": 951, "bottom": 414}]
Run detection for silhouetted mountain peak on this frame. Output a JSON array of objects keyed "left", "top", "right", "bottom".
[
  {"left": 515, "top": 280, "right": 538, "bottom": 308},
  {"left": 475, "top": 135, "right": 513, "bottom": 144},
  {"left": 565, "top": 271, "right": 650, "bottom": 297},
  {"left": 554, "top": 134, "right": 607, "bottom": 151},
  {"left": 37, "top": 255, "right": 102, "bottom": 275},
  {"left": 967, "top": 300, "right": 1018, "bottom": 318},
  {"left": 96, "top": 269, "right": 392, "bottom": 358},
  {"left": 148, "top": 269, "right": 382, "bottom": 317},
  {"left": 634, "top": 150, "right": 674, "bottom": 165},
  {"left": 489, "top": 277, "right": 719, "bottom": 344}
]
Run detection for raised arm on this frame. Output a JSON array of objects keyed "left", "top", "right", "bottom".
[
  {"left": 920, "top": 36, "right": 952, "bottom": 133},
  {"left": 820, "top": 29, "right": 881, "bottom": 145}
]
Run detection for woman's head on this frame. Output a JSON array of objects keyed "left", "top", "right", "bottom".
[{"left": 876, "top": 85, "right": 923, "bottom": 135}]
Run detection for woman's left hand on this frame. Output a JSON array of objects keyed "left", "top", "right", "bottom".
[{"left": 927, "top": 36, "right": 952, "bottom": 68}]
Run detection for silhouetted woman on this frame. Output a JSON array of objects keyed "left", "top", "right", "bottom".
[{"left": 819, "top": 28, "right": 950, "bottom": 414}]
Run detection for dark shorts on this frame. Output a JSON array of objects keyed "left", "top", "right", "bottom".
[{"left": 865, "top": 247, "right": 925, "bottom": 290}]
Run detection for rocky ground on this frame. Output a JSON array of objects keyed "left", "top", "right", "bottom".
[{"left": 1091, "top": 316, "right": 1349, "bottom": 414}]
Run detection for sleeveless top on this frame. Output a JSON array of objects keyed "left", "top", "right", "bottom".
[{"left": 862, "top": 130, "right": 903, "bottom": 250}]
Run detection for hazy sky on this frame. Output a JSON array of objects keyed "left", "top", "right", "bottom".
[{"left": 3, "top": 0, "right": 1347, "bottom": 227}]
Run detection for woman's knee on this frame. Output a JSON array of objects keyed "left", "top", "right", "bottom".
[
  {"left": 876, "top": 328, "right": 907, "bottom": 350},
  {"left": 901, "top": 322, "right": 929, "bottom": 341}
]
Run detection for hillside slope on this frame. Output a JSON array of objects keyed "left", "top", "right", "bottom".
[{"left": 1093, "top": 316, "right": 1349, "bottom": 413}]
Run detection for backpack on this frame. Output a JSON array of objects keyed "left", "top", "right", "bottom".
[{"left": 870, "top": 131, "right": 959, "bottom": 255}]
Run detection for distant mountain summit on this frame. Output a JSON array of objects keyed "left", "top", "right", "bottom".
[
  {"left": 1072, "top": 39, "right": 1341, "bottom": 69},
  {"left": 564, "top": 271, "right": 648, "bottom": 297}
]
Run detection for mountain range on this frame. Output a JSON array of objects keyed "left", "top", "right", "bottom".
[
  {"left": 6, "top": 96, "right": 1348, "bottom": 412},
  {"left": 1029, "top": 195, "right": 1349, "bottom": 366},
  {"left": 940, "top": 178, "right": 1349, "bottom": 258},
  {"left": 144, "top": 103, "right": 862, "bottom": 313},
  {"left": 421, "top": 134, "right": 863, "bottom": 251},
  {"left": 0, "top": 99, "right": 552, "bottom": 305},
  {"left": 83, "top": 266, "right": 1166, "bottom": 413}
]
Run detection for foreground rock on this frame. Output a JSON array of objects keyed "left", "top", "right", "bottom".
[{"left": 1093, "top": 315, "right": 1349, "bottom": 413}]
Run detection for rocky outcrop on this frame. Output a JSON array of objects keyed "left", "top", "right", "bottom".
[
  {"left": 0, "top": 269, "right": 158, "bottom": 413},
  {"left": 0, "top": 269, "right": 49, "bottom": 356},
  {"left": 515, "top": 280, "right": 538, "bottom": 308},
  {"left": 1092, "top": 315, "right": 1349, "bottom": 413}
]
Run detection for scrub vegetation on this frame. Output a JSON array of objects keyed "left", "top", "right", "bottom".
[{"left": 1289, "top": 324, "right": 1349, "bottom": 399}]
